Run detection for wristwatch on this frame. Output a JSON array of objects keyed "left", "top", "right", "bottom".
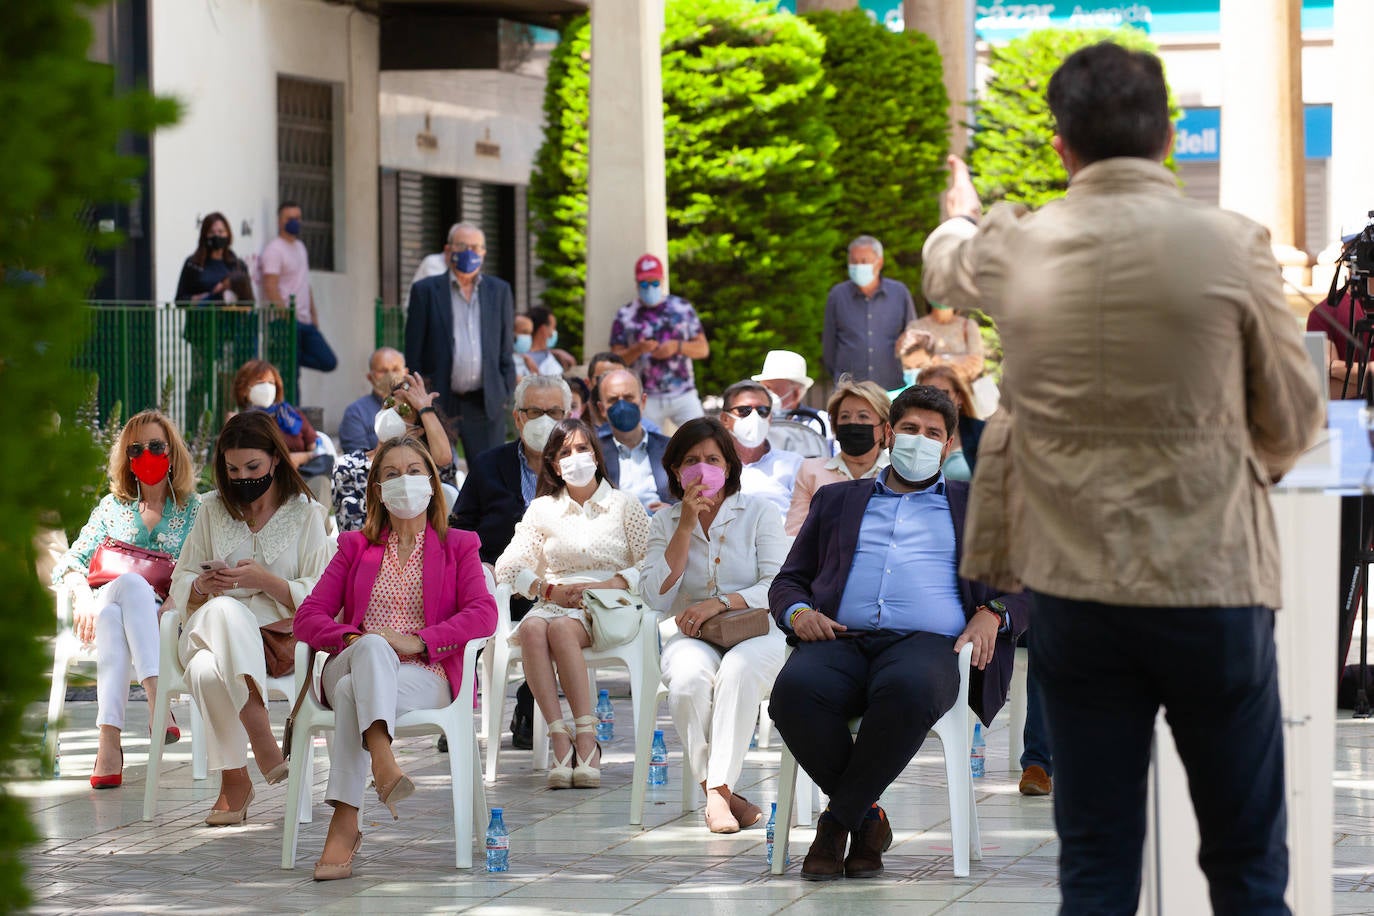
[
  {"left": 983, "top": 599, "right": 1010, "bottom": 633},
  {"left": 716, "top": 595, "right": 731, "bottom": 612}
]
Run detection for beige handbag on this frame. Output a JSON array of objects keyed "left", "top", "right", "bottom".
[
  {"left": 695, "top": 607, "right": 770, "bottom": 651},
  {"left": 582, "top": 588, "right": 643, "bottom": 651}
]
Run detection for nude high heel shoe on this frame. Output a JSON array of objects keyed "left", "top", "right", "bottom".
[
  {"left": 313, "top": 832, "right": 363, "bottom": 881},
  {"left": 572, "top": 715, "right": 602, "bottom": 789},
  {"left": 547, "top": 720, "right": 574, "bottom": 790}
]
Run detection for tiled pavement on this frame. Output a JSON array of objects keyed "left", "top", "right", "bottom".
[{"left": 17, "top": 676, "right": 1374, "bottom": 915}]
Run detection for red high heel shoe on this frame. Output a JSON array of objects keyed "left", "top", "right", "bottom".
[
  {"left": 156, "top": 711, "right": 181, "bottom": 746},
  {"left": 90, "top": 748, "right": 123, "bottom": 790}
]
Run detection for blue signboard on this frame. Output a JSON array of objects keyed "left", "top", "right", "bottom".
[{"left": 1173, "top": 105, "right": 1332, "bottom": 162}]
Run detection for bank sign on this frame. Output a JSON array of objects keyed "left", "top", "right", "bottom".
[{"left": 776, "top": 1, "right": 1333, "bottom": 38}]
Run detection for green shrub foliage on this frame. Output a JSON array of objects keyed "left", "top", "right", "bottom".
[
  {"left": 803, "top": 9, "right": 948, "bottom": 304},
  {"left": 534, "top": 0, "right": 846, "bottom": 393},
  {"left": 968, "top": 27, "right": 1174, "bottom": 209},
  {"left": 0, "top": 1, "right": 177, "bottom": 908}
]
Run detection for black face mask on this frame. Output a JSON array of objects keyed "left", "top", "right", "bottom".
[
  {"left": 835, "top": 423, "right": 878, "bottom": 457},
  {"left": 229, "top": 469, "right": 274, "bottom": 504},
  {"left": 206, "top": 236, "right": 229, "bottom": 251}
]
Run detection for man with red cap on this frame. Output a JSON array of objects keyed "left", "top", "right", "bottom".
[{"left": 609, "top": 253, "right": 710, "bottom": 430}]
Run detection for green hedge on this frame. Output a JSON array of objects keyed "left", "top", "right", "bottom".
[
  {"left": 0, "top": 1, "right": 177, "bottom": 909},
  {"left": 531, "top": 1, "right": 951, "bottom": 393}
]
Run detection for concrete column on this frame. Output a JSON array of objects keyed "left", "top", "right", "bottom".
[
  {"left": 1218, "top": 0, "right": 1307, "bottom": 281},
  {"left": 1316, "top": 0, "right": 1374, "bottom": 288},
  {"left": 584, "top": 0, "right": 668, "bottom": 355},
  {"left": 904, "top": 0, "right": 972, "bottom": 155}
]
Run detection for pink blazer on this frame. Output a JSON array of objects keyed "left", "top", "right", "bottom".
[{"left": 293, "top": 526, "right": 497, "bottom": 696}]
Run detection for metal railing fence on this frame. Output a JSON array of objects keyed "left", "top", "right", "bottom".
[{"left": 376, "top": 298, "right": 404, "bottom": 352}]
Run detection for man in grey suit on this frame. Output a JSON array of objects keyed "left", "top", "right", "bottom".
[{"left": 405, "top": 222, "right": 516, "bottom": 460}]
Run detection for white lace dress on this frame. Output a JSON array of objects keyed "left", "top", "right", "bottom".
[{"left": 494, "top": 480, "right": 650, "bottom": 646}]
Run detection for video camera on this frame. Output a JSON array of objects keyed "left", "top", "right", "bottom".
[{"left": 1346, "top": 211, "right": 1374, "bottom": 280}]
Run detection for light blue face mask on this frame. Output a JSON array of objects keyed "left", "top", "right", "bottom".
[
  {"left": 514, "top": 334, "right": 532, "bottom": 354},
  {"left": 547, "top": 330, "right": 559, "bottom": 349},
  {"left": 890, "top": 433, "right": 945, "bottom": 483},
  {"left": 903, "top": 367, "right": 920, "bottom": 388},
  {"left": 848, "top": 263, "right": 875, "bottom": 287}
]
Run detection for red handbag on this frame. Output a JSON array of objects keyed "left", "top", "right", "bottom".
[{"left": 87, "top": 537, "right": 176, "bottom": 600}]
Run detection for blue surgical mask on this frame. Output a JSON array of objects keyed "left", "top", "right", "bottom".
[
  {"left": 547, "top": 330, "right": 559, "bottom": 349},
  {"left": 284, "top": 217, "right": 302, "bottom": 237},
  {"left": 451, "top": 249, "right": 483, "bottom": 274},
  {"left": 889, "top": 433, "right": 945, "bottom": 484},
  {"left": 514, "top": 334, "right": 532, "bottom": 354},
  {"left": 848, "top": 263, "right": 875, "bottom": 287},
  {"left": 902, "top": 367, "right": 920, "bottom": 388},
  {"left": 639, "top": 285, "right": 666, "bottom": 307},
  {"left": 607, "top": 399, "right": 642, "bottom": 434}
]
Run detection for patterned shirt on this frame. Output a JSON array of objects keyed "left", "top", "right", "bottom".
[
  {"left": 362, "top": 530, "right": 446, "bottom": 681},
  {"left": 55, "top": 492, "right": 201, "bottom": 584},
  {"left": 609, "top": 294, "right": 704, "bottom": 396}
]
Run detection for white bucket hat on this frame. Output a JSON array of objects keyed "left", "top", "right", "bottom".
[{"left": 752, "top": 350, "right": 814, "bottom": 395}]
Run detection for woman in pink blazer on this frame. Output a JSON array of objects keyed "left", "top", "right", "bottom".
[{"left": 294, "top": 437, "right": 497, "bottom": 881}]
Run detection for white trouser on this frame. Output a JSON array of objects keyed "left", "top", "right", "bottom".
[
  {"left": 320, "top": 634, "right": 450, "bottom": 810},
  {"left": 93, "top": 573, "right": 160, "bottom": 730},
  {"left": 644, "top": 388, "right": 704, "bottom": 431},
  {"left": 660, "top": 628, "right": 784, "bottom": 789},
  {"left": 179, "top": 597, "right": 269, "bottom": 772}
]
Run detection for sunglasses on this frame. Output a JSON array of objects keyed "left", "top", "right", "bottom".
[
  {"left": 726, "top": 405, "right": 772, "bottom": 419},
  {"left": 127, "top": 440, "right": 169, "bottom": 459}
]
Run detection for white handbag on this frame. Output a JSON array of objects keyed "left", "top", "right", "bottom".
[{"left": 581, "top": 588, "right": 642, "bottom": 651}]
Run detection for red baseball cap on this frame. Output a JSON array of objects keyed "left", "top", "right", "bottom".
[{"left": 634, "top": 254, "right": 664, "bottom": 282}]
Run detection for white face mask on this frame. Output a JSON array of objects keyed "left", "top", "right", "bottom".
[
  {"left": 521, "top": 414, "right": 557, "bottom": 453},
  {"left": 247, "top": 381, "right": 277, "bottom": 408},
  {"left": 374, "top": 407, "right": 409, "bottom": 443},
  {"left": 729, "top": 409, "right": 770, "bottom": 450},
  {"left": 890, "top": 433, "right": 945, "bottom": 483},
  {"left": 768, "top": 390, "right": 785, "bottom": 416},
  {"left": 558, "top": 452, "right": 598, "bottom": 488},
  {"left": 379, "top": 474, "right": 433, "bottom": 520}
]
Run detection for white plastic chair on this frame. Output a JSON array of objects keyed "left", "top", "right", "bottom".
[
  {"left": 1007, "top": 645, "right": 1029, "bottom": 772},
  {"left": 771, "top": 641, "right": 981, "bottom": 877},
  {"left": 280, "top": 635, "right": 491, "bottom": 869},
  {"left": 483, "top": 583, "right": 660, "bottom": 783},
  {"left": 144, "top": 609, "right": 304, "bottom": 821}
]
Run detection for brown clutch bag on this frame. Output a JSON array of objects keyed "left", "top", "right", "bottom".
[
  {"left": 259, "top": 618, "right": 297, "bottom": 678},
  {"left": 695, "top": 607, "right": 770, "bottom": 650}
]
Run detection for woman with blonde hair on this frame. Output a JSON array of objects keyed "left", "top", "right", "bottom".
[
  {"left": 917, "top": 364, "right": 984, "bottom": 481},
  {"left": 295, "top": 436, "right": 497, "bottom": 880},
  {"left": 170, "top": 411, "right": 333, "bottom": 825},
  {"left": 54, "top": 410, "right": 201, "bottom": 788},
  {"left": 784, "top": 376, "right": 891, "bottom": 536}
]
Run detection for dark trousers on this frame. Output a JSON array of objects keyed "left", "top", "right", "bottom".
[
  {"left": 297, "top": 322, "right": 337, "bottom": 373},
  {"left": 768, "top": 630, "right": 959, "bottom": 832},
  {"left": 1032, "top": 592, "right": 1289, "bottom": 916},
  {"left": 451, "top": 389, "right": 507, "bottom": 462},
  {"left": 1018, "top": 629, "right": 1053, "bottom": 774}
]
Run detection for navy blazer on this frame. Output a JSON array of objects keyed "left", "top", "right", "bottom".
[
  {"left": 449, "top": 440, "right": 526, "bottom": 566},
  {"left": 960, "top": 414, "right": 985, "bottom": 474},
  {"left": 598, "top": 429, "right": 675, "bottom": 506},
  {"left": 769, "top": 476, "right": 1029, "bottom": 726},
  {"left": 404, "top": 272, "right": 515, "bottom": 422}
]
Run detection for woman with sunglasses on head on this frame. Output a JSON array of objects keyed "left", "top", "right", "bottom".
[
  {"left": 639, "top": 418, "right": 788, "bottom": 833},
  {"left": 294, "top": 437, "right": 497, "bottom": 880},
  {"left": 494, "top": 419, "right": 651, "bottom": 789},
  {"left": 169, "top": 411, "right": 333, "bottom": 826},
  {"left": 54, "top": 411, "right": 201, "bottom": 789},
  {"left": 716, "top": 380, "right": 803, "bottom": 525}
]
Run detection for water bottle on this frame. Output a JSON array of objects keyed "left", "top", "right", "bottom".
[
  {"left": 970, "top": 722, "right": 986, "bottom": 778},
  {"left": 766, "top": 802, "right": 788, "bottom": 866},
  {"left": 485, "top": 807, "right": 510, "bottom": 872},
  {"left": 595, "top": 689, "right": 614, "bottom": 742},
  {"left": 648, "top": 729, "right": 668, "bottom": 786}
]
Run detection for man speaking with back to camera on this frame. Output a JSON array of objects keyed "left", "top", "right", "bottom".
[{"left": 923, "top": 42, "right": 1322, "bottom": 915}]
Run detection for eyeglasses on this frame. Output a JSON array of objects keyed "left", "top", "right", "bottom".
[
  {"left": 725, "top": 405, "right": 772, "bottom": 419},
  {"left": 126, "top": 440, "right": 169, "bottom": 459},
  {"left": 636, "top": 280, "right": 661, "bottom": 289},
  {"left": 518, "top": 407, "right": 567, "bottom": 420}
]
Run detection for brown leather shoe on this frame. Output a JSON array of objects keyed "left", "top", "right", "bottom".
[
  {"left": 844, "top": 806, "right": 893, "bottom": 878},
  {"left": 800, "top": 814, "right": 849, "bottom": 881},
  {"left": 1019, "top": 765, "right": 1052, "bottom": 796}
]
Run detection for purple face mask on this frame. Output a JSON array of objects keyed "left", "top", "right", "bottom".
[{"left": 680, "top": 462, "right": 726, "bottom": 498}]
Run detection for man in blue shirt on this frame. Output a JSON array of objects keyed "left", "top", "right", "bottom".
[
  {"left": 769, "top": 386, "right": 1026, "bottom": 881},
  {"left": 337, "top": 347, "right": 406, "bottom": 453}
]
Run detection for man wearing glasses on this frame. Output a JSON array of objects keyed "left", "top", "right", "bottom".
[
  {"left": 405, "top": 222, "right": 516, "bottom": 461},
  {"left": 719, "top": 380, "right": 803, "bottom": 524},
  {"left": 609, "top": 254, "right": 710, "bottom": 431}
]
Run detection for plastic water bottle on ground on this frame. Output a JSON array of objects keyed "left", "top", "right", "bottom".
[
  {"left": 485, "top": 807, "right": 510, "bottom": 872},
  {"left": 970, "top": 722, "right": 986, "bottom": 778},
  {"left": 595, "top": 689, "right": 614, "bottom": 742},
  {"left": 766, "top": 802, "right": 788, "bottom": 866},
  {"left": 648, "top": 729, "right": 668, "bottom": 786}
]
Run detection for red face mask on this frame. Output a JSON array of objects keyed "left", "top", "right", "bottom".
[{"left": 130, "top": 451, "right": 170, "bottom": 487}]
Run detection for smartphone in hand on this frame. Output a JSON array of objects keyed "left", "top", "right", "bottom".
[{"left": 199, "top": 559, "right": 229, "bottom": 572}]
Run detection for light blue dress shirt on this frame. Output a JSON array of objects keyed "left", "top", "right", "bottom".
[
  {"left": 517, "top": 440, "right": 538, "bottom": 506},
  {"left": 827, "top": 470, "right": 966, "bottom": 636}
]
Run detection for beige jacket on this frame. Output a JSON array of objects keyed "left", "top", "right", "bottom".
[{"left": 922, "top": 158, "right": 1323, "bottom": 609}]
